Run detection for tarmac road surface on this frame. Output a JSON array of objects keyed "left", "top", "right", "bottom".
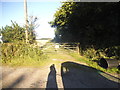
[{"left": 1, "top": 61, "right": 120, "bottom": 89}]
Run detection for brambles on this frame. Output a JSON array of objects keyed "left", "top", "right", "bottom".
[
  {"left": 81, "top": 46, "right": 120, "bottom": 60},
  {"left": 1, "top": 42, "right": 47, "bottom": 66}
]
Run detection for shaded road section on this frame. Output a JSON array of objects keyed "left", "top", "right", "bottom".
[{"left": 61, "top": 61, "right": 120, "bottom": 88}]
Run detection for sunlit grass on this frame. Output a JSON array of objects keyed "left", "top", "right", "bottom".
[
  {"left": 1, "top": 42, "right": 51, "bottom": 68},
  {"left": 2, "top": 54, "right": 50, "bottom": 68},
  {"left": 2, "top": 42, "right": 119, "bottom": 74}
]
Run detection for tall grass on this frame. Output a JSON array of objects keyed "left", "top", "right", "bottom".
[{"left": 1, "top": 42, "right": 48, "bottom": 67}]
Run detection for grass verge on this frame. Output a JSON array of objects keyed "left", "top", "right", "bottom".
[
  {"left": 1, "top": 42, "right": 51, "bottom": 68},
  {"left": 66, "top": 49, "right": 120, "bottom": 74}
]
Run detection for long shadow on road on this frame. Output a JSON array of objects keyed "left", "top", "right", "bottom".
[
  {"left": 46, "top": 64, "right": 58, "bottom": 89},
  {"left": 61, "top": 61, "right": 119, "bottom": 88},
  {"left": 7, "top": 75, "right": 25, "bottom": 88}
]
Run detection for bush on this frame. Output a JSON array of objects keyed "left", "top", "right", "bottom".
[
  {"left": 83, "top": 48, "right": 98, "bottom": 59},
  {"left": 1, "top": 42, "right": 46, "bottom": 65},
  {"left": 104, "top": 46, "right": 120, "bottom": 59},
  {"left": 80, "top": 46, "right": 120, "bottom": 60}
]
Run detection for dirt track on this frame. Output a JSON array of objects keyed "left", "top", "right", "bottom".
[{"left": 1, "top": 61, "right": 120, "bottom": 88}]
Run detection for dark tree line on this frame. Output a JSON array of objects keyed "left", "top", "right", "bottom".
[{"left": 50, "top": 2, "right": 120, "bottom": 59}]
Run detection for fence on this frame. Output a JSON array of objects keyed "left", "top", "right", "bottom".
[{"left": 56, "top": 43, "right": 80, "bottom": 53}]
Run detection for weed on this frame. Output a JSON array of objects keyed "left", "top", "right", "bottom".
[
  {"left": 1, "top": 42, "right": 48, "bottom": 67},
  {"left": 67, "top": 49, "right": 119, "bottom": 74}
]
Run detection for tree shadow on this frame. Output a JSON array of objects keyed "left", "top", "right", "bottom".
[
  {"left": 61, "top": 61, "right": 120, "bottom": 88},
  {"left": 46, "top": 64, "right": 58, "bottom": 90},
  {"left": 7, "top": 75, "right": 25, "bottom": 88}
]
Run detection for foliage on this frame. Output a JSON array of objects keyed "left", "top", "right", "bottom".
[
  {"left": 50, "top": 2, "right": 120, "bottom": 59},
  {"left": 67, "top": 49, "right": 120, "bottom": 74},
  {"left": 1, "top": 16, "right": 39, "bottom": 43},
  {"left": 1, "top": 42, "right": 47, "bottom": 67},
  {"left": 80, "top": 46, "right": 120, "bottom": 60},
  {"left": 28, "top": 16, "right": 39, "bottom": 43},
  {"left": 51, "top": 2, "right": 119, "bottom": 44},
  {"left": 1, "top": 21, "right": 25, "bottom": 43},
  {"left": 0, "top": 16, "right": 42, "bottom": 67},
  {"left": 83, "top": 47, "right": 98, "bottom": 59}
]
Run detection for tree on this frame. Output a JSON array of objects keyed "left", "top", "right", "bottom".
[
  {"left": 50, "top": 2, "right": 120, "bottom": 48},
  {"left": 50, "top": 2, "right": 120, "bottom": 58},
  {"left": 27, "top": 16, "right": 39, "bottom": 43},
  {"left": 1, "top": 21, "right": 25, "bottom": 43},
  {"left": 1, "top": 16, "right": 39, "bottom": 44}
]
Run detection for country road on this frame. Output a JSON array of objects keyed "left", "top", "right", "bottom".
[
  {"left": 1, "top": 43, "right": 120, "bottom": 88},
  {"left": 1, "top": 60, "right": 120, "bottom": 88}
]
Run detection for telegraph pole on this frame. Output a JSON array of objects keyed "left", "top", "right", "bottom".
[{"left": 24, "top": 0, "right": 29, "bottom": 43}]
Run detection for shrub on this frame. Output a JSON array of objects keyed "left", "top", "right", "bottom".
[
  {"left": 83, "top": 48, "right": 98, "bottom": 59},
  {"left": 1, "top": 42, "right": 45, "bottom": 64},
  {"left": 104, "top": 46, "right": 120, "bottom": 59},
  {"left": 81, "top": 46, "right": 120, "bottom": 60}
]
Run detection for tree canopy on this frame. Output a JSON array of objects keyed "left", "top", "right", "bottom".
[
  {"left": 28, "top": 16, "right": 39, "bottom": 43},
  {"left": 1, "top": 16, "right": 39, "bottom": 43},
  {"left": 50, "top": 2, "right": 120, "bottom": 49},
  {"left": 1, "top": 21, "right": 25, "bottom": 43}
]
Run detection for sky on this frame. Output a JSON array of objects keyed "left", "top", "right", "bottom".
[
  {"left": 1, "top": 0, "right": 117, "bottom": 39},
  {"left": 0, "top": 1, "right": 62, "bottom": 39}
]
